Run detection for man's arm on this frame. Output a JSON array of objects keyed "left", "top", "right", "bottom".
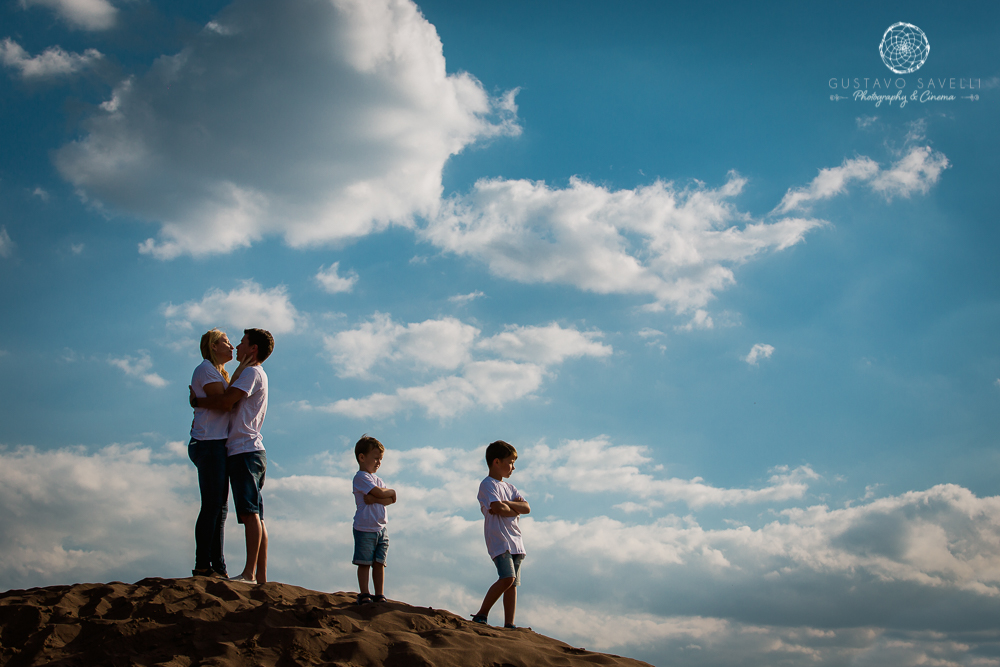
[
  {"left": 364, "top": 486, "right": 397, "bottom": 505},
  {"left": 190, "top": 384, "right": 247, "bottom": 411}
]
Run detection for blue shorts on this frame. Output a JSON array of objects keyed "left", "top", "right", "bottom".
[
  {"left": 228, "top": 451, "right": 266, "bottom": 521},
  {"left": 353, "top": 528, "right": 389, "bottom": 566},
  {"left": 493, "top": 551, "right": 524, "bottom": 587}
]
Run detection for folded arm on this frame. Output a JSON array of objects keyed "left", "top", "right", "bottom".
[
  {"left": 507, "top": 498, "right": 530, "bottom": 515},
  {"left": 364, "top": 486, "right": 397, "bottom": 505},
  {"left": 489, "top": 497, "right": 530, "bottom": 516}
]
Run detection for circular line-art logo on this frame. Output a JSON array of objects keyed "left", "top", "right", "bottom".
[{"left": 879, "top": 22, "right": 929, "bottom": 74}]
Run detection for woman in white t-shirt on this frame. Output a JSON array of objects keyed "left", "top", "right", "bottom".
[{"left": 188, "top": 328, "right": 234, "bottom": 577}]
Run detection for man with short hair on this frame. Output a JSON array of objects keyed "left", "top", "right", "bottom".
[{"left": 191, "top": 328, "right": 274, "bottom": 584}]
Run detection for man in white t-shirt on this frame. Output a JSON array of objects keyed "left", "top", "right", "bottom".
[{"left": 190, "top": 328, "right": 273, "bottom": 585}]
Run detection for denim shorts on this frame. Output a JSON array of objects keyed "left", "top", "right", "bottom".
[
  {"left": 493, "top": 551, "right": 524, "bottom": 587},
  {"left": 353, "top": 528, "right": 389, "bottom": 566},
  {"left": 228, "top": 450, "right": 266, "bottom": 521}
]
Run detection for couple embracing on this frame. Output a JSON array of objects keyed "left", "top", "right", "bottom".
[{"left": 187, "top": 328, "right": 274, "bottom": 585}]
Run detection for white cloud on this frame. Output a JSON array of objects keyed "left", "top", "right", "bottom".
[
  {"left": 870, "top": 146, "right": 951, "bottom": 200},
  {"left": 675, "top": 309, "right": 714, "bottom": 331},
  {"left": 744, "top": 343, "right": 774, "bottom": 366},
  {"left": 775, "top": 157, "right": 880, "bottom": 213},
  {"left": 476, "top": 322, "right": 612, "bottom": 365},
  {"left": 776, "top": 146, "right": 949, "bottom": 213},
  {"left": 163, "top": 280, "right": 301, "bottom": 335},
  {"left": 70, "top": 243, "right": 85, "bottom": 254},
  {"left": 32, "top": 187, "right": 50, "bottom": 201},
  {"left": 0, "top": 227, "right": 13, "bottom": 258},
  {"left": 322, "top": 313, "right": 479, "bottom": 379},
  {"left": 107, "top": 350, "right": 169, "bottom": 387},
  {"left": 19, "top": 0, "right": 117, "bottom": 31},
  {"left": 523, "top": 437, "right": 816, "bottom": 508},
  {"left": 0, "top": 38, "right": 103, "bottom": 78},
  {"left": 55, "top": 0, "right": 519, "bottom": 259},
  {"left": 448, "top": 290, "right": 484, "bottom": 305},
  {"left": 316, "top": 314, "right": 610, "bottom": 418},
  {"left": 424, "top": 174, "right": 825, "bottom": 313},
  {"left": 856, "top": 115, "right": 878, "bottom": 129},
  {"left": 314, "top": 262, "right": 358, "bottom": 294},
  {"left": 0, "top": 444, "right": 190, "bottom": 587}
]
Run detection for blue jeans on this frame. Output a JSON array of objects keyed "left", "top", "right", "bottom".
[{"left": 189, "top": 439, "right": 229, "bottom": 575}]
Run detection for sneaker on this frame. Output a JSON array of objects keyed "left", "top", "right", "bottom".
[
  {"left": 470, "top": 614, "right": 488, "bottom": 624},
  {"left": 229, "top": 574, "right": 257, "bottom": 584}
]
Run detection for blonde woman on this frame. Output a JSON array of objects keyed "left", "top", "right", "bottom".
[{"left": 188, "top": 329, "right": 234, "bottom": 577}]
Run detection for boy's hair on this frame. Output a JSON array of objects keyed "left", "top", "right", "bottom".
[
  {"left": 244, "top": 328, "right": 274, "bottom": 362},
  {"left": 355, "top": 434, "right": 385, "bottom": 462},
  {"left": 485, "top": 440, "right": 517, "bottom": 467}
]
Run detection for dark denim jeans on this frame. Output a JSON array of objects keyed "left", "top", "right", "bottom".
[{"left": 189, "top": 438, "right": 229, "bottom": 575}]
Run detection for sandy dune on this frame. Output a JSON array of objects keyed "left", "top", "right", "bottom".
[{"left": 0, "top": 577, "right": 652, "bottom": 666}]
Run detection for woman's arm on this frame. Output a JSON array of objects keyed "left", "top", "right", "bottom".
[{"left": 202, "top": 381, "right": 225, "bottom": 396}]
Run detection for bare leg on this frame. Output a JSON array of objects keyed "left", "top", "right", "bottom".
[
  {"left": 502, "top": 585, "right": 517, "bottom": 626},
  {"left": 357, "top": 565, "right": 371, "bottom": 595},
  {"left": 373, "top": 563, "right": 385, "bottom": 596},
  {"left": 475, "top": 577, "right": 515, "bottom": 618},
  {"left": 239, "top": 513, "right": 262, "bottom": 580},
  {"left": 255, "top": 520, "right": 268, "bottom": 584}
]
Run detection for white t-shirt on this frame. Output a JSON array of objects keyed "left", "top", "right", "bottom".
[
  {"left": 226, "top": 365, "right": 268, "bottom": 456},
  {"left": 353, "top": 471, "right": 387, "bottom": 532},
  {"left": 190, "top": 359, "right": 229, "bottom": 441},
  {"left": 478, "top": 476, "right": 526, "bottom": 559}
]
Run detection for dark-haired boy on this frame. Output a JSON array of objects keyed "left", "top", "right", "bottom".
[
  {"left": 190, "top": 328, "right": 274, "bottom": 585},
  {"left": 352, "top": 435, "right": 396, "bottom": 605},
  {"left": 472, "top": 440, "right": 530, "bottom": 628}
]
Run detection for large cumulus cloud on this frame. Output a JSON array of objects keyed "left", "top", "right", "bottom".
[{"left": 55, "top": 0, "right": 519, "bottom": 259}]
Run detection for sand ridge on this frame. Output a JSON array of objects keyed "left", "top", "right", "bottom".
[{"left": 0, "top": 577, "right": 653, "bottom": 666}]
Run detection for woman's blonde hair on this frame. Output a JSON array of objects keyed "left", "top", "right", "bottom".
[{"left": 200, "top": 329, "right": 231, "bottom": 382}]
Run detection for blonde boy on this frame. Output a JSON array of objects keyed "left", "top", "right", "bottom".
[
  {"left": 472, "top": 440, "right": 530, "bottom": 628},
  {"left": 352, "top": 435, "right": 396, "bottom": 605}
]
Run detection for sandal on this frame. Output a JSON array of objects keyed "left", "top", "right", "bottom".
[
  {"left": 356, "top": 593, "right": 373, "bottom": 605},
  {"left": 470, "top": 614, "right": 488, "bottom": 624},
  {"left": 504, "top": 623, "right": 517, "bottom": 629},
  {"left": 372, "top": 594, "right": 387, "bottom": 603}
]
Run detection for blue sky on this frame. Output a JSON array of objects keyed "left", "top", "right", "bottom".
[{"left": 1, "top": 0, "right": 999, "bottom": 664}]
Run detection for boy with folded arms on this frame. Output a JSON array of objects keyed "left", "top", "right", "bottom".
[
  {"left": 472, "top": 440, "right": 530, "bottom": 628},
  {"left": 352, "top": 435, "right": 396, "bottom": 605}
]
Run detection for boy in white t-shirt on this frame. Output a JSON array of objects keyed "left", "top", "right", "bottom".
[
  {"left": 352, "top": 435, "right": 396, "bottom": 605},
  {"left": 471, "top": 440, "right": 530, "bottom": 628}
]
